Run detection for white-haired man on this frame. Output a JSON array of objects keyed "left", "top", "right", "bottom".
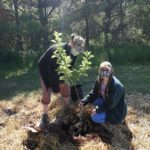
[{"left": 37, "top": 34, "right": 85, "bottom": 130}]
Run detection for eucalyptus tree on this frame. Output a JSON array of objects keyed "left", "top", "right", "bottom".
[
  {"left": 19, "top": 0, "right": 61, "bottom": 49},
  {"left": 0, "top": 0, "right": 23, "bottom": 52},
  {"left": 126, "top": 0, "right": 150, "bottom": 42},
  {"left": 0, "top": 1, "right": 15, "bottom": 51},
  {"left": 12, "top": 0, "right": 23, "bottom": 51},
  {"left": 0, "top": 0, "right": 23, "bottom": 62},
  {"left": 60, "top": 0, "right": 128, "bottom": 50},
  {"left": 60, "top": 0, "right": 104, "bottom": 49},
  {"left": 37, "top": 0, "right": 61, "bottom": 48}
]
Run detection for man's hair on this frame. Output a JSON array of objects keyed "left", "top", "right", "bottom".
[{"left": 70, "top": 34, "right": 85, "bottom": 47}]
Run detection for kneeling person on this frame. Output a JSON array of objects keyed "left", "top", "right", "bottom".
[{"left": 80, "top": 61, "right": 127, "bottom": 124}]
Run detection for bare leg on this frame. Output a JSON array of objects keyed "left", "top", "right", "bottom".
[
  {"left": 40, "top": 77, "right": 51, "bottom": 107},
  {"left": 63, "top": 97, "right": 70, "bottom": 105},
  {"left": 59, "top": 83, "right": 70, "bottom": 105},
  {"left": 42, "top": 104, "right": 49, "bottom": 114},
  {"left": 36, "top": 78, "right": 51, "bottom": 129}
]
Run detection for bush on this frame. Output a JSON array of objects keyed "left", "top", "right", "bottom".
[
  {"left": 0, "top": 49, "right": 21, "bottom": 63},
  {"left": 109, "top": 43, "right": 150, "bottom": 64}
]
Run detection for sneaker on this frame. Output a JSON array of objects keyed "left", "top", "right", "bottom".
[{"left": 39, "top": 113, "right": 49, "bottom": 129}]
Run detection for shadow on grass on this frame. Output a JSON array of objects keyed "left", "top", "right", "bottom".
[{"left": 0, "top": 66, "right": 40, "bottom": 100}]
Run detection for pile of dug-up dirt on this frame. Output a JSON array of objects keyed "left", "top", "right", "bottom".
[
  {"left": 2, "top": 93, "right": 148, "bottom": 150},
  {"left": 23, "top": 97, "right": 113, "bottom": 150}
]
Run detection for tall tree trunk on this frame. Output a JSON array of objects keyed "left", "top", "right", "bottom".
[
  {"left": 13, "top": 0, "right": 22, "bottom": 52},
  {"left": 104, "top": 0, "right": 112, "bottom": 60},
  {"left": 38, "top": 0, "right": 49, "bottom": 49},
  {"left": 69, "top": 0, "right": 74, "bottom": 8},
  {"left": 84, "top": 0, "right": 90, "bottom": 50},
  {"left": 119, "top": 0, "right": 125, "bottom": 42},
  {"left": 85, "top": 16, "right": 89, "bottom": 49}
]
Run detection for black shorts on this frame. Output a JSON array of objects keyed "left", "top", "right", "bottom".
[{"left": 38, "top": 65, "right": 60, "bottom": 93}]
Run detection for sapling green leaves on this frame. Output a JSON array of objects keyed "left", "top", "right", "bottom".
[{"left": 52, "top": 31, "right": 94, "bottom": 85}]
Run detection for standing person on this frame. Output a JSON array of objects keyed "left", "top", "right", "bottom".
[
  {"left": 80, "top": 61, "right": 127, "bottom": 124},
  {"left": 37, "top": 34, "right": 85, "bottom": 130}
]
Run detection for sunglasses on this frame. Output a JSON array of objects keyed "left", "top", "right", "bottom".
[{"left": 99, "top": 69, "right": 111, "bottom": 77}]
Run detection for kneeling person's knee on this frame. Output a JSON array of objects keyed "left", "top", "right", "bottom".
[{"left": 91, "top": 112, "right": 106, "bottom": 124}]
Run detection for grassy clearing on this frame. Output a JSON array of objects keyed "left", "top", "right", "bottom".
[
  {"left": 0, "top": 64, "right": 39, "bottom": 100},
  {"left": 0, "top": 64, "right": 150, "bottom": 150},
  {"left": 0, "top": 91, "right": 149, "bottom": 150},
  {"left": 82, "top": 63, "right": 150, "bottom": 95},
  {"left": 114, "top": 64, "right": 150, "bottom": 94}
]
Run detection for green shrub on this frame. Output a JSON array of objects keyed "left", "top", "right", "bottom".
[
  {"left": 109, "top": 43, "right": 150, "bottom": 64},
  {"left": 0, "top": 49, "right": 21, "bottom": 64}
]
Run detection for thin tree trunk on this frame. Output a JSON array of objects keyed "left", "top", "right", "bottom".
[
  {"left": 104, "top": 0, "right": 112, "bottom": 60},
  {"left": 84, "top": 0, "right": 90, "bottom": 50},
  {"left": 119, "top": 0, "right": 125, "bottom": 42},
  {"left": 13, "top": 0, "right": 22, "bottom": 51},
  {"left": 38, "top": 0, "right": 49, "bottom": 49},
  {"left": 85, "top": 16, "right": 89, "bottom": 49}
]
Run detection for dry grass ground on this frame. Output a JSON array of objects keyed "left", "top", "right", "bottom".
[
  {"left": 0, "top": 64, "right": 150, "bottom": 150},
  {"left": 0, "top": 91, "right": 149, "bottom": 150}
]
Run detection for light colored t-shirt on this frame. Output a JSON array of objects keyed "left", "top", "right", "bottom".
[{"left": 100, "top": 82, "right": 107, "bottom": 98}]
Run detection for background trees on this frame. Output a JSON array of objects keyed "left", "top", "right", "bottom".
[{"left": 0, "top": 0, "right": 149, "bottom": 65}]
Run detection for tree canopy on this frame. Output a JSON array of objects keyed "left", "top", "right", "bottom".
[{"left": 0, "top": 0, "right": 150, "bottom": 64}]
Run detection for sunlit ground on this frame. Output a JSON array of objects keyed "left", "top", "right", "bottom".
[
  {"left": 0, "top": 91, "right": 149, "bottom": 150},
  {"left": 0, "top": 64, "right": 150, "bottom": 149}
]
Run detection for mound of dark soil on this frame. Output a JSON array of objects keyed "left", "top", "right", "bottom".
[{"left": 23, "top": 108, "right": 112, "bottom": 150}]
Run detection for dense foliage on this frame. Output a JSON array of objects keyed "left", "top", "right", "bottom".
[{"left": 0, "top": 0, "right": 150, "bottom": 65}]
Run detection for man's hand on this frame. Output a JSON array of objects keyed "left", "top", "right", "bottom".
[{"left": 59, "top": 83, "right": 70, "bottom": 97}]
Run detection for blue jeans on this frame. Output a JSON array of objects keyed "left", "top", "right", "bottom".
[{"left": 91, "top": 97, "right": 106, "bottom": 123}]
